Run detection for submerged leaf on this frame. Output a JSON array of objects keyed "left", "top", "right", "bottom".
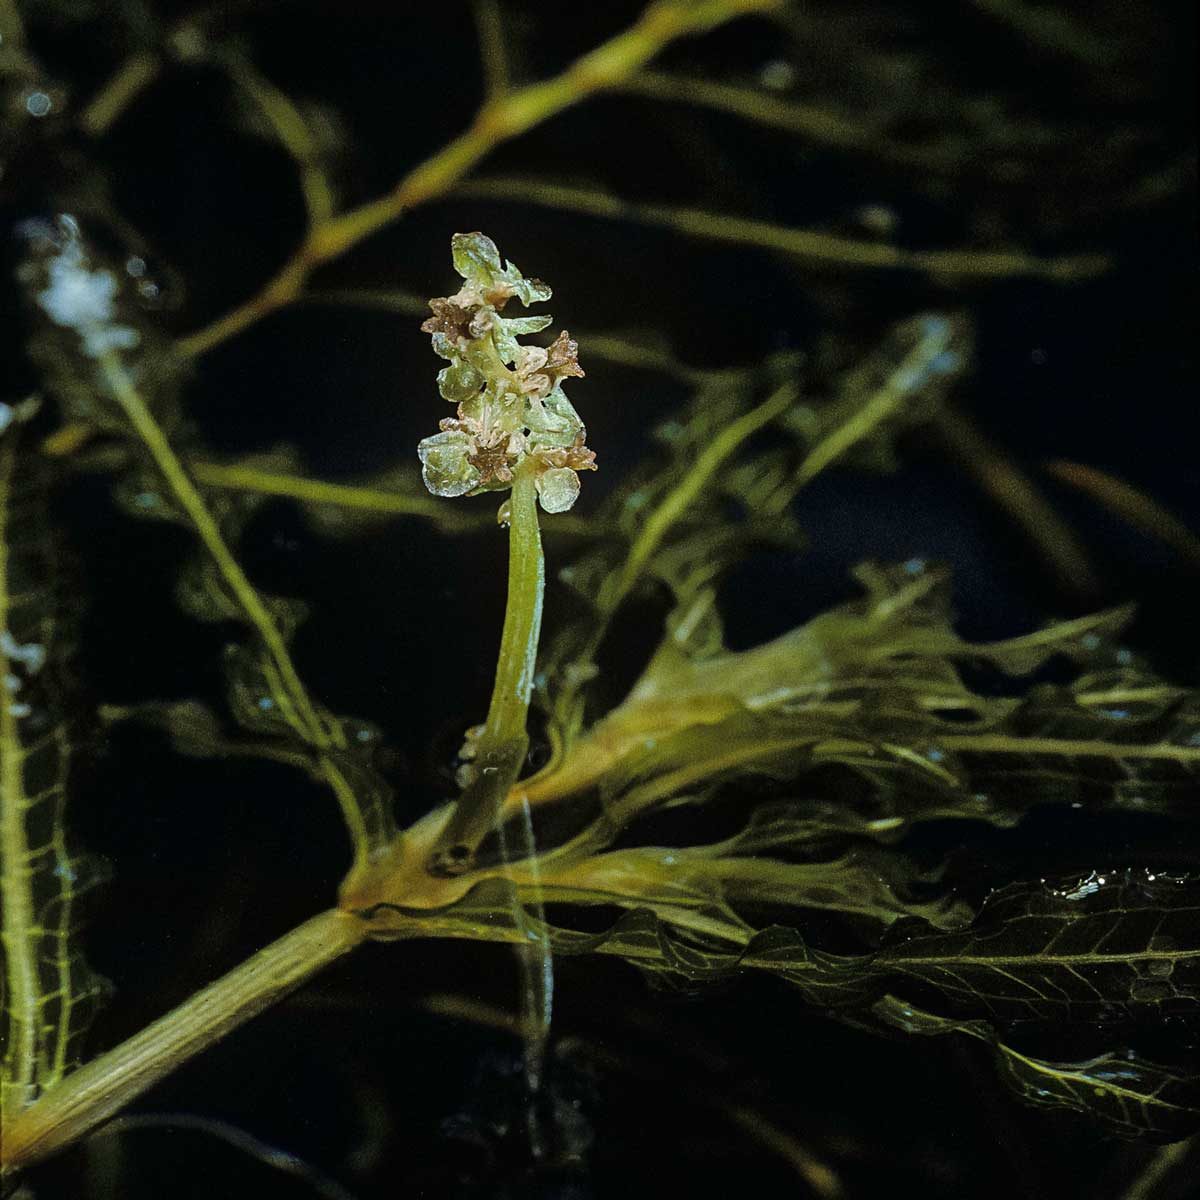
[
  {"left": 526, "top": 561, "right": 1197, "bottom": 840},
  {"left": 537, "top": 314, "right": 971, "bottom": 754},
  {"left": 361, "top": 867, "right": 1200, "bottom": 1139},
  {"left": 869, "top": 994, "right": 1200, "bottom": 1142},
  {"left": 535, "top": 841, "right": 974, "bottom": 932},
  {"left": 873, "top": 868, "right": 1200, "bottom": 1023},
  {"left": 17, "top": 214, "right": 401, "bottom": 869},
  {"left": 365, "top": 867, "right": 1200, "bottom": 1012},
  {"left": 1, "top": 425, "right": 109, "bottom": 1115},
  {"left": 99, "top": 698, "right": 311, "bottom": 772}
]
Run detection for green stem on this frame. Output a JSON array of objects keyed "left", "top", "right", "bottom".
[
  {"left": 79, "top": 53, "right": 160, "bottom": 136},
  {"left": 429, "top": 466, "right": 545, "bottom": 872},
  {"left": 608, "top": 379, "right": 796, "bottom": 610},
  {"left": 97, "top": 353, "right": 329, "bottom": 748},
  {"left": 422, "top": 465, "right": 553, "bottom": 1096},
  {"left": 0, "top": 909, "right": 366, "bottom": 1174},
  {"left": 95, "top": 353, "right": 384, "bottom": 867},
  {"left": 454, "top": 177, "right": 1108, "bottom": 282},
  {"left": 177, "top": 0, "right": 783, "bottom": 358}
]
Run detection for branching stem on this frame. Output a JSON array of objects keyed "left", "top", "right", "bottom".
[
  {"left": 95, "top": 352, "right": 383, "bottom": 867},
  {"left": 176, "top": 0, "right": 782, "bottom": 358},
  {"left": 97, "top": 353, "right": 327, "bottom": 747},
  {"left": 453, "top": 177, "right": 1109, "bottom": 282}
]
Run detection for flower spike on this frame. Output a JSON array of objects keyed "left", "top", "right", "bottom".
[{"left": 417, "top": 233, "right": 595, "bottom": 511}]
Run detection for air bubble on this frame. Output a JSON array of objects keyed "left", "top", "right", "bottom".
[
  {"left": 758, "top": 60, "right": 795, "bottom": 90},
  {"left": 1, "top": 630, "right": 46, "bottom": 673},
  {"left": 919, "top": 315, "right": 951, "bottom": 341},
  {"left": 30, "top": 215, "right": 142, "bottom": 358},
  {"left": 929, "top": 351, "right": 962, "bottom": 376}
]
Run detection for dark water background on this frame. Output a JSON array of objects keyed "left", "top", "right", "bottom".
[{"left": 3, "top": 1, "right": 1197, "bottom": 1197}]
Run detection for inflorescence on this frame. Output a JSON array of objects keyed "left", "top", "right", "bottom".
[{"left": 417, "top": 232, "right": 595, "bottom": 514}]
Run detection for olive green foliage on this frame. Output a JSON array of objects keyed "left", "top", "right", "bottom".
[{"left": 0, "top": 428, "right": 109, "bottom": 1119}]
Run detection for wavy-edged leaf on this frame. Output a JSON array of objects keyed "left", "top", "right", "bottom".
[
  {"left": 98, "top": 699, "right": 312, "bottom": 773},
  {"left": 532, "top": 840, "right": 974, "bottom": 934},
  {"left": 875, "top": 868, "right": 1200, "bottom": 1023},
  {"left": 868, "top": 994, "right": 1200, "bottom": 1142},
  {"left": 540, "top": 314, "right": 973, "bottom": 755},
  {"left": 367, "top": 868, "right": 1199, "bottom": 1010},
  {"left": 540, "top": 364, "right": 799, "bottom": 718},
  {"left": 362, "top": 866, "right": 1199, "bottom": 1138},
  {"left": 525, "top": 561, "right": 1196, "bottom": 842},
  {"left": 1, "top": 426, "right": 108, "bottom": 1116}
]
